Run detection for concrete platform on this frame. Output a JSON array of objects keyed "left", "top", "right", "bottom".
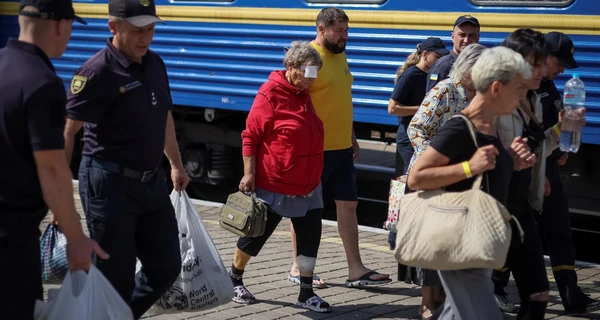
[{"left": 39, "top": 187, "right": 600, "bottom": 320}]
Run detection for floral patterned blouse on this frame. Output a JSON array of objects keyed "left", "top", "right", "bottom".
[{"left": 406, "top": 78, "right": 469, "bottom": 174}]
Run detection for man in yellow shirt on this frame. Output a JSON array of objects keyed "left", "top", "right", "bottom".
[{"left": 287, "top": 7, "right": 391, "bottom": 288}]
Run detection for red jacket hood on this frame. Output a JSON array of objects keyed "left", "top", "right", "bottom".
[{"left": 268, "top": 70, "right": 307, "bottom": 96}]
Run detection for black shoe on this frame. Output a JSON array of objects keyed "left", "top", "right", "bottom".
[
  {"left": 495, "top": 294, "right": 519, "bottom": 313},
  {"left": 565, "top": 294, "right": 600, "bottom": 315}
]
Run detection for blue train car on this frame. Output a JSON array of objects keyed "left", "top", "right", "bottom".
[{"left": 1, "top": 0, "right": 600, "bottom": 212}]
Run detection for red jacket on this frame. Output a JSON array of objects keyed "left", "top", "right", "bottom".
[{"left": 242, "top": 70, "right": 324, "bottom": 196}]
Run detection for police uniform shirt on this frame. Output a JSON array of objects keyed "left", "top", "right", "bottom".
[
  {"left": 0, "top": 39, "right": 66, "bottom": 213},
  {"left": 537, "top": 78, "right": 563, "bottom": 161},
  {"left": 426, "top": 50, "right": 458, "bottom": 92},
  {"left": 391, "top": 65, "right": 428, "bottom": 129},
  {"left": 66, "top": 38, "right": 173, "bottom": 171}
]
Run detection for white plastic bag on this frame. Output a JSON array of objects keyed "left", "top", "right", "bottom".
[
  {"left": 144, "top": 190, "right": 233, "bottom": 313},
  {"left": 34, "top": 265, "right": 133, "bottom": 320}
]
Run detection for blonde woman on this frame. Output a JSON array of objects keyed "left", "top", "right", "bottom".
[{"left": 388, "top": 37, "right": 448, "bottom": 175}]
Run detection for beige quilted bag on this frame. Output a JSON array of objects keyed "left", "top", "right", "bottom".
[{"left": 394, "top": 115, "right": 523, "bottom": 271}]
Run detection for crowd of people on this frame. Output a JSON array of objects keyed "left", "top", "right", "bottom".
[
  {"left": 388, "top": 14, "right": 596, "bottom": 320},
  {"left": 1, "top": 0, "right": 598, "bottom": 318}
]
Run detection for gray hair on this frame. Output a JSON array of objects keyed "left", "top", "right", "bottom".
[
  {"left": 448, "top": 43, "right": 487, "bottom": 84},
  {"left": 471, "top": 46, "right": 532, "bottom": 93},
  {"left": 282, "top": 41, "right": 322, "bottom": 69},
  {"left": 108, "top": 15, "right": 125, "bottom": 24}
]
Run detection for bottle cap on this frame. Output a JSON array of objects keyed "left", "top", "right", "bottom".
[{"left": 573, "top": 73, "right": 580, "bottom": 78}]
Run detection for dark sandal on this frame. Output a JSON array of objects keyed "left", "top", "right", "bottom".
[
  {"left": 232, "top": 285, "right": 256, "bottom": 305},
  {"left": 295, "top": 295, "right": 331, "bottom": 313},
  {"left": 345, "top": 270, "right": 392, "bottom": 287}
]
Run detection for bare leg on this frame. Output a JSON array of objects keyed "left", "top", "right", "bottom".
[
  {"left": 336, "top": 200, "right": 390, "bottom": 281},
  {"left": 233, "top": 247, "right": 251, "bottom": 271},
  {"left": 421, "top": 286, "right": 435, "bottom": 318},
  {"left": 433, "top": 285, "right": 446, "bottom": 310}
]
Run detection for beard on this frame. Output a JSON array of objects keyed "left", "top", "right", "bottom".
[{"left": 323, "top": 37, "right": 346, "bottom": 54}]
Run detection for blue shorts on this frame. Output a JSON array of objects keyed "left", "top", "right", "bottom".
[{"left": 321, "top": 147, "right": 358, "bottom": 202}]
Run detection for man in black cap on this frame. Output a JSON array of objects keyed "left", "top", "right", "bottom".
[
  {"left": 63, "top": 0, "right": 190, "bottom": 317},
  {"left": 425, "top": 14, "right": 481, "bottom": 92},
  {"left": 535, "top": 31, "right": 600, "bottom": 316},
  {"left": 0, "top": 0, "right": 107, "bottom": 319}
]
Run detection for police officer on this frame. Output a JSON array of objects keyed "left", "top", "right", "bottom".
[
  {"left": 425, "top": 15, "right": 481, "bottom": 92},
  {"left": 0, "top": 0, "right": 107, "bottom": 318},
  {"left": 536, "top": 31, "right": 600, "bottom": 315},
  {"left": 63, "top": 0, "right": 190, "bottom": 317}
]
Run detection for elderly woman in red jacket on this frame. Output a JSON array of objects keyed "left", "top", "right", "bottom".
[{"left": 228, "top": 41, "right": 329, "bottom": 312}]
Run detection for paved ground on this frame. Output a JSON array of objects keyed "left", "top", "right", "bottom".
[{"left": 40, "top": 186, "right": 600, "bottom": 319}]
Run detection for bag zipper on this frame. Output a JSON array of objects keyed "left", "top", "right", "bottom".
[
  {"left": 428, "top": 204, "right": 468, "bottom": 213},
  {"left": 224, "top": 201, "right": 250, "bottom": 216}
]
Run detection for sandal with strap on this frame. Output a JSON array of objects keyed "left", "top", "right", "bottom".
[
  {"left": 232, "top": 285, "right": 256, "bottom": 305},
  {"left": 295, "top": 295, "right": 332, "bottom": 313}
]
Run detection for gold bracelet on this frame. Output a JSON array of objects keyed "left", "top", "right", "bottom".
[
  {"left": 552, "top": 124, "right": 561, "bottom": 136},
  {"left": 462, "top": 161, "right": 473, "bottom": 179}
]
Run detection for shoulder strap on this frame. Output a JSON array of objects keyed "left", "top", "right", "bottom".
[
  {"left": 519, "top": 101, "right": 541, "bottom": 126},
  {"left": 450, "top": 114, "right": 486, "bottom": 191},
  {"left": 451, "top": 114, "right": 478, "bottom": 147}
]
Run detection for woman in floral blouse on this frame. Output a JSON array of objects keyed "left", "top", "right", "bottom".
[
  {"left": 402, "top": 43, "right": 486, "bottom": 319},
  {"left": 406, "top": 43, "right": 486, "bottom": 173}
]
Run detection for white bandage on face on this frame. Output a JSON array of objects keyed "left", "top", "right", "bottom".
[
  {"left": 296, "top": 255, "right": 317, "bottom": 273},
  {"left": 304, "top": 65, "right": 318, "bottom": 79}
]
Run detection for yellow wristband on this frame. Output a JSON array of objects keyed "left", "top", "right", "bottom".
[
  {"left": 552, "top": 124, "right": 561, "bottom": 136},
  {"left": 462, "top": 161, "right": 473, "bottom": 179}
]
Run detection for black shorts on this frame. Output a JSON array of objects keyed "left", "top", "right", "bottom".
[{"left": 321, "top": 148, "right": 358, "bottom": 202}]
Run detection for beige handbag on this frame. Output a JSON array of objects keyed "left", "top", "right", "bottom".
[{"left": 394, "top": 115, "right": 523, "bottom": 271}]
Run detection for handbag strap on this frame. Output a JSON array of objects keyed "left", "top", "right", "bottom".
[{"left": 450, "top": 114, "right": 486, "bottom": 192}]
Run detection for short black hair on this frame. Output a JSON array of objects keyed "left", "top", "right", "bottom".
[
  {"left": 501, "top": 28, "right": 549, "bottom": 65},
  {"left": 316, "top": 7, "right": 349, "bottom": 28}
]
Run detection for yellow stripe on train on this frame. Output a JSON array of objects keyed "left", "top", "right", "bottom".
[{"left": 1, "top": 2, "right": 600, "bottom": 35}]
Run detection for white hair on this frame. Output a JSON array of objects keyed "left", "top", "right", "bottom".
[
  {"left": 471, "top": 46, "right": 532, "bottom": 93},
  {"left": 448, "top": 43, "right": 487, "bottom": 84}
]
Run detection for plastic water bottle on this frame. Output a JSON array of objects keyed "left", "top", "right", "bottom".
[{"left": 559, "top": 73, "right": 585, "bottom": 153}]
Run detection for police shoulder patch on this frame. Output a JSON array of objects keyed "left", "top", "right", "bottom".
[
  {"left": 430, "top": 74, "right": 438, "bottom": 81},
  {"left": 70, "top": 75, "right": 88, "bottom": 95}
]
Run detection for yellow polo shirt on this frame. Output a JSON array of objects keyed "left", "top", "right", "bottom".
[{"left": 309, "top": 41, "right": 354, "bottom": 151}]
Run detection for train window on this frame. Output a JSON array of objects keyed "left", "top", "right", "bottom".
[
  {"left": 469, "top": 0, "right": 573, "bottom": 6},
  {"left": 305, "top": 0, "right": 386, "bottom": 4}
]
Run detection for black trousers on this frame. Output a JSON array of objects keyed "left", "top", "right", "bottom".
[
  {"left": 535, "top": 161, "right": 584, "bottom": 309},
  {"left": 79, "top": 161, "right": 181, "bottom": 320},
  {"left": 237, "top": 208, "right": 322, "bottom": 259},
  {"left": 493, "top": 202, "right": 550, "bottom": 319},
  {"left": 0, "top": 210, "right": 46, "bottom": 320}
]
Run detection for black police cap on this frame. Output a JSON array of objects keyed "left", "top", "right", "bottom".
[
  {"left": 545, "top": 32, "right": 579, "bottom": 69},
  {"left": 19, "top": 0, "right": 86, "bottom": 25},
  {"left": 109, "top": 0, "right": 164, "bottom": 27},
  {"left": 420, "top": 37, "right": 450, "bottom": 55},
  {"left": 454, "top": 15, "right": 480, "bottom": 29}
]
